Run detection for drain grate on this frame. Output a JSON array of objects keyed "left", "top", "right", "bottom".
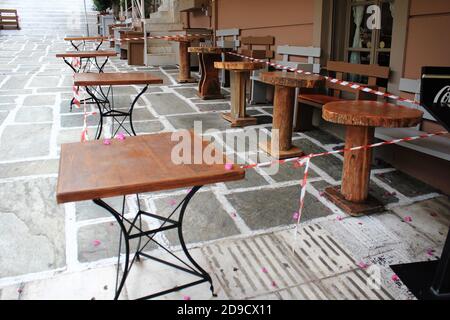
[{"left": 202, "top": 223, "right": 396, "bottom": 300}]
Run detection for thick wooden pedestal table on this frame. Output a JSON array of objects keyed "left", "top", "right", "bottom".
[
  {"left": 214, "top": 61, "right": 265, "bottom": 127},
  {"left": 259, "top": 71, "right": 325, "bottom": 159},
  {"left": 56, "top": 132, "right": 245, "bottom": 300},
  {"left": 172, "top": 36, "right": 203, "bottom": 83},
  {"left": 188, "top": 47, "right": 229, "bottom": 100},
  {"left": 322, "top": 101, "right": 423, "bottom": 216}
]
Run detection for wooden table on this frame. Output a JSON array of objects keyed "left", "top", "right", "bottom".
[
  {"left": 188, "top": 47, "right": 230, "bottom": 100},
  {"left": 322, "top": 101, "right": 423, "bottom": 216},
  {"left": 73, "top": 72, "right": 163, "bottom": 139},
  {"left": 56, "top": 50, "right": 117, "bottom": 73},
  {"left": 64, "top": 36, "right": 109, "bottom": 51},
  {"left": 172, "top": 36, "right": 204, "bottom": 83},
  {"left": 57, "top": 50, "right": 117, "bottom": 110},
  {"left": 214, "top": 61, "right": 265, "bottom": 127},
  {"left": 259, "top": 71, "right": 325, "bottom": 159},
  {"left": 56, "top": 132, "right": 245, "bottom": 300}
]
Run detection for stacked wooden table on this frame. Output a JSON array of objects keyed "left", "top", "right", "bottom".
[
  {"left": 56, "top": 132, "right": 245, "bottom": 300},
  {"left": 171, "top": 36, "right": 206, "bottom": 83},
  {"left": 214, "top": 61, "right": 265, "bottom": 127},
  {"left": 259, "top": 71, "right": 325, "bottom": 159},
  {"left": 188, "top": 47, "right": 230, "bottom": 100},
  {"left": 322, "top": 101, "right": 423, "bottom": 216}
]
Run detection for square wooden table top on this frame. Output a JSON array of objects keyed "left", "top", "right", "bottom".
[
  {"left": 73, "top": 72, "right": 164, "bottom": 86},
  {"left": 56, "top": 132, "right": 245, "bottom": 204},
  {"left": 64, "top": 36, "right": 109, "bottom": 41},
  {"left": 55, "top": 50, "right": 117, "bottom": 58}
]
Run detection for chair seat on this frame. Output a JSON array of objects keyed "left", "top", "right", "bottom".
[{"left": 298, "top": 93, "right": 343, "bottom": 106}]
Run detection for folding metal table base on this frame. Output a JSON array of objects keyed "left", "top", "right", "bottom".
[{"left": 93, "top": 186, "right": 216, "bottom": 300}]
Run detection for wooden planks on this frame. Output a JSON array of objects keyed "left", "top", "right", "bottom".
[
  {"left": 73, "top": 72, "right": 163, "bottom": 86},
  {"left": 56, "top": 132, "right": 245, "bottom": 203},
  {"left": 214, "top": 61, "right": 265, "bottom": 71},
  {"left": 64, "top": 36, "right": 109, "bottom": 41},
  {"left": 0, "top": 8, "right": 20, "bottom": 30}
]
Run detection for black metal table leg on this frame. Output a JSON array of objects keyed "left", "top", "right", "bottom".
[
  {"left": 85, "top": 84, "right": 148, "bottom": 139},
  {"left": 93, "top": 186, "right": 216, "bottom": 300}
]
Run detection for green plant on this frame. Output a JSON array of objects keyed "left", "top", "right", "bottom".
[{"left": 92, "top": 0, "right": 113, "bottom": 12}]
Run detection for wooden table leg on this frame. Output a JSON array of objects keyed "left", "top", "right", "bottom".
[
  {"left": 222, "top": 70, "right": 257, "bottom": 127},
  {"left": 259, "top": 85, "right": 303, "bottom": 159},
  {"left": 198, "top": 53, "right": 223, "bottom": 100},
  {"left": 177, "top": 41, "right": 195, "bottom": 83},
  {"left": 324, "top": 125, "right": 384, "bottom": 216}
]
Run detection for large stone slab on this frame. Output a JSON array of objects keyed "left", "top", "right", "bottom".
[
  {"left": 167, "top": 112, "right": 230, "bottom": 131},
  {"left": 293, "top": 139, "right": 343, "bottom": 181},
  {"left": 0, "top": 76, "right": 29, "bottom": 90},
  {"left": 375, "top": 171, "right": 438, "bottom": 197},
  {"left": 146, "top": 93, "right": 195, "bottom": 115},
  {"left": 15, "top": 106, "right": 53, "bottom": 122},
  {"left": 153, "top": 191, "right": 240, "bottom": 244},
  {"left": 0, "top": 159, "right": 58, "bottom": 179},
  {"left": 0, "top": 124, "right": 52, "bottom": 161},
  {"left": 23, "top": 95, "right": 56, "bottom": 106},
  {"left": 77, "top": 220, "right": 155, "bottom": 263},
  {"left": 0, "top": 111, "right": 8, "bottom": 126},
  {"left": 0, "top": 177, "right": 65, "bottom": 277},
  {"left": 226, "top": 185, "right": 333, "bottom": 230},
  {"left": 29, "top": 76, "right": 60, "bottom": 88}
]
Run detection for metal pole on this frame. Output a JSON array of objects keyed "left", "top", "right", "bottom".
[
  {"left": 83, "top": 0, "right": 90, "bottom": 36},
  {"left": 142, "top": 0, "right": 148, "bottom": 65}
]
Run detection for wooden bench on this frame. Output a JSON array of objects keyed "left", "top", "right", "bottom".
[
  {"left": 216, "top": 28, "right": 240, "bottom": 87},
  {"left": 250, "top": 45, "right": 320, "bottom": 106},
  {"left": 297, "top": 61, "right": 389, "bottom": 131},
  {"left": 0, "top": 9, "right": 20, "bottom": 30}
]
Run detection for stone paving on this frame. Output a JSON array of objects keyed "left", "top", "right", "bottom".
[{"left": 0, "top": 0, "right": 449, "bottom": 300}]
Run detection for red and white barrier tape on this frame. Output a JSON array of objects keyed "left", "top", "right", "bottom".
[
  {"left": 71, "top": 74, "right": 97, "bottom": 142},
  {"left": 227, "top": 52, "right": 421, "bottom": 107},
  {"left": 274, "top": 129, "right": 448, "bottom": 246},
  {"left": 68, "top": 33, "right": 211, "bottom": 44}
]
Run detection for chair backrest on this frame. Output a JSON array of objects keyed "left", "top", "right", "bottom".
[
  {"left": 216, "top": 28, "right": 240, "bottom": 50},
  {"left": 240, "top": 36, "right": 274, "bottom": 59},
  {"left": 276, "top": 45, "right": 321, "bottom": 74},
  {"left": 326, "top": 61, "right": 390, "bottom": 99}
]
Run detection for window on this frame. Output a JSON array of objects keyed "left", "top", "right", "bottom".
[{"left": 345, "top": 0, "right": 394, "bottom": 67}]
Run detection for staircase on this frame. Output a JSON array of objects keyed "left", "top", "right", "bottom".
[{"left": 145, "top": 0, "right": 183, "bottom": 66}]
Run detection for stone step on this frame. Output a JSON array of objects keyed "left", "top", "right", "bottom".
[{"left": 147, "top": 52, "right": 177, "bottom": 66}]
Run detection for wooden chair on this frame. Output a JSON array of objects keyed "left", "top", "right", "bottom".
[
  {"left": 250, "top": 45, "right": 320, "bottom": 108},
  {"left": 0, "top": 9, "right": 20, "bottom": 30},
  {"left": 216, "top": 28, "right": 240, "bottom": 87},
  {"left": 239, "top": 36, "right": 275, "bottom": 104},
  {"left": 297, "top": 61, "right": 390, "bottom": 131}
]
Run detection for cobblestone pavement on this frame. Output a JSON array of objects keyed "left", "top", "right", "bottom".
[{"left": 0, "top": 0, "right": 449, "bottom": 300}]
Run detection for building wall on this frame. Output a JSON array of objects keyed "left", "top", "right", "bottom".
[
  {"left": 185, "top": 0, "right": 315, "bottom": 60},
  {"left": 404, "top": 0, "right": 450, "bottom": 79}
]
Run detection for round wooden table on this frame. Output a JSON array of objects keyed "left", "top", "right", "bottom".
[
  {"left": 214, "top": 61, "right": 265, "bottom": 127},
  {"left": 322, "top": 101, "right": 423, "bottom": 216},
  {"left": 259, "top": 71, "right": 325, "bottom": 159},
  {"left": 188, "top": 47, "right": 230, "bottom": 100}
]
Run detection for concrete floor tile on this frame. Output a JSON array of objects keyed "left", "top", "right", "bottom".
[
  {"left": 226, "top": 185, "right": 333, "bottom": 230},
  {"left": 15, "top": 106, "right": 53, "bottom": 122},
  {"left": 0, "top": 124, "right": 52, "bottom": 161},
  {"left": 153, "top": 191, "right": 240, "bottom": 244},
  {"left": 147, "top": 93, "right": 195, "bottom": 115},
  {"left": 0, "top": 178, "right": 65, "bottom": 277},
  {"left": 375, "top": 171, "right": 438, "bottom": 197}
]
